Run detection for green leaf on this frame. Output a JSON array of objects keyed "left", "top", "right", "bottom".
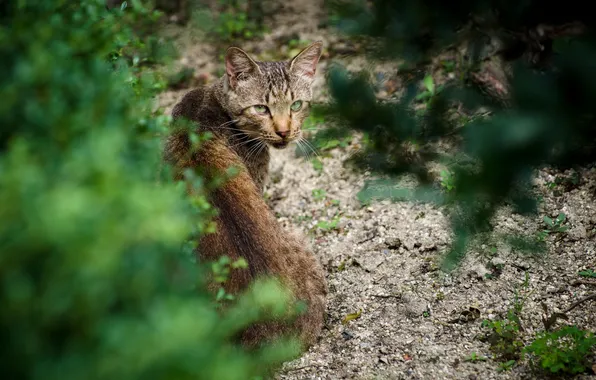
[
  {"left": 578, "top": 269, "right": 596, "bottom": 278},
  {"left": 319, "top": 139, "right": 341, "bottom": 150},
  {"left": 543, "top": 216, "right": 554, "bottom": 227},
  {"left": 231, "top": 257, "right": 248, "bottom": 269},
  {"left": 311, "top": 158, "right": 324, "bottom": 173},
  {"left": 423, "top": 75, "right": 435, "bottom": 94},
  {"left": 216, "top": 287, "right": 226, "bottom": 301},
  {"left": 341, "top": 309, "right": 362, "bottom": 325},
  {"left": 415, "top": 90, "right": 433, "bottom": 101}
]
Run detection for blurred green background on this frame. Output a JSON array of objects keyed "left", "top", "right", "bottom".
[{"left": 0, "top": 1, "right": 300, "bottom": 379}]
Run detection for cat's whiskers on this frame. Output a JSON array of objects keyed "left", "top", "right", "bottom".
[
  {"left": 300, "top": 136, "right": 320, "bottom": 159},
  {"left": 216, "top": 119, "right": 239, "bottom": 129},
  {"left": 230, "top": 135, "right": 263, "bottom": 150},
  {"left": 252, "top": 142, "right": 267, "bottom": 166},
  {"left": 244, "top": 139, "right": 266, "bottom": 165},
  {"left": 295, "top": 139, "right": 312, "bottom": 161}
]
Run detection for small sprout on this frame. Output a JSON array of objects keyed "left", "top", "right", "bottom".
[
  {"left": 578, "top": 269, "right": 596, "bottom": 278},
  {"left": 497, "top": 360, "right": 516, "bottom": 372},
  {"left": 538, "top": 212, "right": 569, "bottom": 240},
  {"left": 423, "top": 74, "right": 435, "bottom": 94},
  {"left": 311, "top": 158, "right": 323, "bottom": 173},
  {"left": 342, "top": 309, "right": 362, "bottom": 325},
  {"left": 315, "top": 215, "right": 341, "bottom": 232},
  {"left": 312, "top": 188, "right": 327, "bottom": 201},
  {"left": 441, "top": 60, "right": 456, "bottom": 72},
  {"left": 465, "top": 352, "right": 488, "bottom": 362},
  {"left": 440, "top": 169, "right": 455, "bottom": 192}
]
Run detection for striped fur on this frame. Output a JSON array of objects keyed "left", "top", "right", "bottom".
[{"left": 164, "top": 42, "right": 326, "bottom": 348}]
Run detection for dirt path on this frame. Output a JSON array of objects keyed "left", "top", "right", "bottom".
[{"left": 158, "top": 2, "right": 596, "bottom": 378}]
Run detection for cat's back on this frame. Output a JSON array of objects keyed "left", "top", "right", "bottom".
[
  {"left": 173, "top": 83, "right": 229, "bottom": 128},
  {"left": 171, "top": 87, "right": 206, "bottom": 124},
  {"left": 165, "top": 84, "right": 229, "bottom": 168}
]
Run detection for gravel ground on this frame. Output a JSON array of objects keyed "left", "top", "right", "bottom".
[{"left": 158, "top": 1, "right": 596, "bottom": 378}]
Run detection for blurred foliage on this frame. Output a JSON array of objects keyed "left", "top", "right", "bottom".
[
  {"left": 322, "top": 0, "right": 596, "bottom": 269},
  {"left": 191, "top": 0, "right": 267, "bottom": 42},
  {"left": 0, "top": 1, "right": 299, "bottom": 378}
]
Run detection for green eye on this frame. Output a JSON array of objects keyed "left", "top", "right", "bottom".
[
  {"left": 253, "top": 105, "right": 268, "bottom": 114},
  {"left": 290, "top": 100, "right": 303, "bottom": 112}
]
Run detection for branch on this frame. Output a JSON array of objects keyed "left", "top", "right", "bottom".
[
  {"left": 563, "top": 293, "right": 596, "bottom": 314},
  {"left": 571, "top": 280, "right": 596, "bottom": 287}
]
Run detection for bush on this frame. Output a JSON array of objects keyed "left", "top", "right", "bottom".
[
  {"left": 191, "top": 0, "right": 266, "bottom": 42},
  {"left": 0, "top": 1, "right": 298, "bottom": 378},
  {"left": 323, "top": 0, "right": 596, "bottom": 268},
  {"left": 526, "top": 326, "right": 596, "bottom": 375}
]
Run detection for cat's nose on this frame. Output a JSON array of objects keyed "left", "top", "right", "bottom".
[{"left": 275, "top": 130, "right": 289, "bottom": 139}]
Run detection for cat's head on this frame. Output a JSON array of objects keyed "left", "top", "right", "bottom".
[{"left": 222, "top": 41, "right": 323, "bottom": 149}]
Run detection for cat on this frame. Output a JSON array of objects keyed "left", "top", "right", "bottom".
[{"left": 164, "top": 41, "right": 327, "bottom": 348}]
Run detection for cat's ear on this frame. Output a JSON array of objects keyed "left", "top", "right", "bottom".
[
  {"left": 289, "top": 41, "right": 323, "bottom": 80},
  {"left": 225, "top": 47, "right": 261, "bottom": 89}
]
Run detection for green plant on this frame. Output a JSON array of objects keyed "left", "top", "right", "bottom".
[
  {"left": 302, "top": 112, "right": 326, "bottom": 132},
  {"left": 579, "top": 269, "right": 596, "bottom": 278},
  {"left": 415, "top": 74, "right": 441, "bottom": 103},
  {"left": 0, "top": 2, "right": 299, "bottom": 378},
  {"left": 312, "top": 188, "right": 327, "bottom": 201},
  {"left": 315, "top": 215, "right": 342, "bottom": 232},
  {"left": 195, "top": 0, "right": 266, "bottom": 42},
  {"left": 297, "top": 108, "right": 355, "bottom": 159},
  {"left": 212, "top": 256, "right": 249, "bottom": 302},
  {"left": 465, "top": 352, "right": 488, "bottom": 362},
  {"left": 497, "top": 360, "right": 517, "bottom": 372},
  {"left": 544, "top": 213, "right": 569, "bottom": 233},
  {"left": 215, "top": 11, "right": 257, "bottom": 40},
  {"left": 317, "top": 136, "right": 352, "bottom": 151},
  {"left": 441, "top": 60, "right": 456, "bottom": 73},
  {"left": 525, "top": 326, "right": 596, "bottom": 375},
  {"left": 481, "top": 273, "right": 530, "bottom": 361},
  {"left": 439, "top": 169, "right": 455, "bottom": 192},
  {"left": 481, "top": 312, "right": 525, "bottom": 361},
  {"left": 341, "top": 309, "right": 362, "bottom": 324},
  {"left": 538, "top": 212, "right": 569, "bottom": 241},
  {"left": 311, "top": 157, "right": 324, "bottom": 173}
]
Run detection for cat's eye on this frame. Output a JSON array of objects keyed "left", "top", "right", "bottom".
[
  {"left": 290, "top": 100, "right": 303, "bottom": 112},
  {"left": 253, "top": 105, "right": 269, "bottom": 114}
]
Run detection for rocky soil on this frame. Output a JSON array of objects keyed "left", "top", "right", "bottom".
[{"left": 157, "top": 1, "right": 596, "bottom": 378}]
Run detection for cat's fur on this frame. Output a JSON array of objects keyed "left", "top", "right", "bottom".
[{"left": 164, "top": 42, "right": 327, "bottom": 348}]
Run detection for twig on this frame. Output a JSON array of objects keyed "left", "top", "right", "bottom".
[
  {"left": 357, "top": 234, "right": 376, "bottom": 245},
  {"left": 282, "top": 365, "right": 313, "bottom": 373},
  {"left": 372, "top": 294, "right": 401, "bottom": 299},
  {"left": 281, "top": 364, "right": 328, "bottom": 374},
  {"left": 571, "top": 280, "right": 596, "bottom": 287},
  {"left": 563, "top": 293, "right": 596, "bottom": 314}
]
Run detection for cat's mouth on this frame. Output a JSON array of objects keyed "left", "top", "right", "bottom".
[{"left": 271, "top": 141, "right": 290, "bottom": 149}]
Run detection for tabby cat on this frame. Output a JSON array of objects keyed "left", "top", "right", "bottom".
[{"left": 164, "top": 42, "right": 327, "bottom": 348}]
